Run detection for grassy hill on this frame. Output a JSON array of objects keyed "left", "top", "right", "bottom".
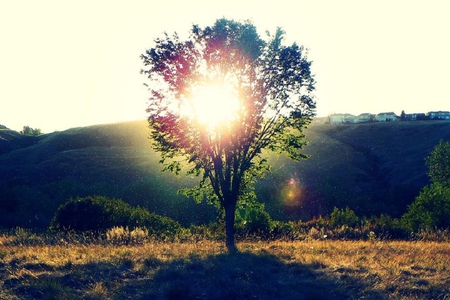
[
  {"left": 1, "top": 120, "right": 449, "bottom": 228},
  {"left": 259, "top": 120, "right": 450, "bottom": 220}
]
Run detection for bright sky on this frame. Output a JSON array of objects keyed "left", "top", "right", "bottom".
[{"left": 1, "top": 0, "right": 449, "bottom": 133}]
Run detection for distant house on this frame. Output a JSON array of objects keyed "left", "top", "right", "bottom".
[
  {"left": 354, "top": 113, "right": 375, "bottom": 123},
  {"left": 404, "top": 113, "right": 426, "bottom": 121},
  {"left": 376, "top": 112, "right": 399, "bottom": 122},
  {"left": 329, "top": 113, "right": 356, "bottom": 124},
  {"left": 327, "top": 110, "right": 449, "bottom": 125},
  {"left": 427, "top": 111, "right": 450, "bottom": 120}
]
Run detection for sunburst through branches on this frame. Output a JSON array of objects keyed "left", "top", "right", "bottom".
[{"left": 181, "top": 78, "right": 241, "bottom": 132}]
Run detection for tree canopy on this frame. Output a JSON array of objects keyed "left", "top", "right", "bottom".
[
  {"left": 402, "top": 140, "right": 450, "bottom": 231},
  {"left": 426, "top": 140, "right": 450, "bottom": 186},
  {"left": 141, "top": 19, "right": 315, "bottom": 251},
  {"left": 20, "top": 126, "right": 42, "bottom": 136}
]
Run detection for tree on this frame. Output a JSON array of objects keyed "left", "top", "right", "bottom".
[
  {"left": 329, "top": 206, "right": 359, "bottom": 228},
  {"left": 400, "top": 110, "right": 406, "bottom": 121},
  {"left": 20, "top": 126, "right": 42, "bottom": 136},
  {"left": 402, "top": 183, "right": 450, "bottom": 231},
  {"left": 426, "top": 140, "right": 450, "bottom": 186},
  {"left": 402, "top": 140, "right": 450, "bottom": 231},
  {"left": 141, "top": 19, "right": 315, "bottom": 252}
]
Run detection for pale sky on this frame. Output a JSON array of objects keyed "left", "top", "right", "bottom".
[{"left": 1, "top": 0, "right": 449, "bottom": 133}]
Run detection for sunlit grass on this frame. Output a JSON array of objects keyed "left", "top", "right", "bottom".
[{"left": 1, "top": 234, "right": 449, "bottom": 299}]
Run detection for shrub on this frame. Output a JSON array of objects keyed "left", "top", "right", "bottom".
[
  {"left": 426, "top": 140, "right": 450, "bottom": 185},
  {"left": 130, "top": 206, "right": 181, "bottom": 237},
  {"left": 364, "top": 214, "right": 406, "bottom": 239},
  {"left": 188, "top": 221, "right": 226, "bottom": 241},
  {"left": 50, "top": 196, "right": 129, "bottom": 231},
  {"left": 50, "top": 196, "right": 181, "bottom": 237},
  {"left": 401, "top": 183, "right": 450, "bottom": 232},
  {"left": 270, "top": 220, "right": 305, "bottom": 240},
  {"left": 235, "top": 204, "right": 273, "bottom": 236},
  {"left": 305, "top": 215, "right": 329, "bottom": 229},
  {"left": 329, "top": 207, "right": 359, "bottom": 228}
]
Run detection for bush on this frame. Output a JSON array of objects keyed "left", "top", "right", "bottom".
[
  {"left": 186, "top": 222, "right": 223, "bottom": 241},
  {"left": 426, "top": 140, "right": 450, "bottom": 185},
  {"left": 401, "top": 183, "right": 450, "bottom": 232},
  {"left": 329, "top": 207, "right": 359, "bottom": 228},
  {"left": 235, "top": 204, "right": 273, "bottom": 236},
  {"left": 50, "top": 196, "right": 129, "bottom": 231},
  {"left": 270, "top": 220, "right": 305, "bottom": 240},
  {"left": 363, "top": 214, "right": 406, "bottom": 239},
  {"left": 129, "top": 206, "right": 181, "bottom": 237},
  {"left": 50, "top": 196, "right": 181, "bottom": 237}
]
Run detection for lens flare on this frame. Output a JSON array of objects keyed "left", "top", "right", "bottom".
[{"left": 280, "top": 177, "right": 302, "bottom": 207}]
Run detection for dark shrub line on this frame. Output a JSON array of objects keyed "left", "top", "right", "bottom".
[{"left": 6, "top": 196, "right": 443, "bottom": 245}]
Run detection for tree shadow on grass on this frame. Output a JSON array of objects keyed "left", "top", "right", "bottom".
[
  {"left": 3, "top": 251, "right": 386, "bottom": 300},
  {"left": 145, "top": 251, "right": 385, "bottom": 300}
]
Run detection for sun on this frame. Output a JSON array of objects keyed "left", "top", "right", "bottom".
[{"left": 182, "top": 81, "right": 241, "bottom": 130}]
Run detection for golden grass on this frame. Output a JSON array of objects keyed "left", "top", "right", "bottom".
[{"left": 1, "top": 239, "right": 449, "bottom": 299}]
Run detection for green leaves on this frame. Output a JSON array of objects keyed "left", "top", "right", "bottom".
[
  {"left": 426, "top": 140, "right": 450, "bottom": 185},
  {"left": 20, "top": 126, "right": 42, "bottom": 136},
  {"left": 141, "top": 18, "right": 316, "bottom": 217},
  {"left": 402, "top": 183, "right": 450, "bottom": 231},
  {"left": 402, "top": 140, "right": 450, "bottom": 231}
]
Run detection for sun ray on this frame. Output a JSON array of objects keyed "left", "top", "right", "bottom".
[{"left": 181, "top": 79, "right": 241, "bottom": 131}]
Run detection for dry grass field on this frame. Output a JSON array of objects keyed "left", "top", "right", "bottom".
[{"left": 1, "top": 235, "right": 449, "bottom": 299}]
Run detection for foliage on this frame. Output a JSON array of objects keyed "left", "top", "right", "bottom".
[
  {"left": 329, "top": 206, "right": 359, "bottom": 228},
  {"left": 182, "top": 208, "right": 411, "bottom": 242},
  {"left": 364, "top": 214, "right": 405, "bottom": 239},
  {"left": 235, "top": 203, "right": 273, "bottom": 235},
  {"left": 20, "top": 125, "right": 42, "bottom": 136},
  {"left": 401, "top": 183, "right": 450, "bottom": 231},
  {"left": 141, "top": 18, "right": 315, "bottom": 250},
  {"left": 425, "top": 139, "right": 450, "bottom": 185},
  {"left": 401, "top": 140, "right": 450, "bottom": 232},
  {"left": 50, "top": 196, "right": 129, "bottom": 231},
  {"left": 49, "top": 196, "right": 180, "bottom": 236}
]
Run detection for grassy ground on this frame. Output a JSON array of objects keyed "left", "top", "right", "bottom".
[{"left": 1, "top": 237, "right": 449, "bottom": 299}]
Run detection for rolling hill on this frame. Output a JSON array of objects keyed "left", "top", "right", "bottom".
[{"left": 1, "top": 120, "right": 449, "bottom": 228}]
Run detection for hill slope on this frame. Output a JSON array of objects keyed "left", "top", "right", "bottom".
[
  {"left": 1, "top": 120, "right": 449, "bottom": 227},
  {"left": 259, "top": 121, "right": 450, "bottom": 220}
]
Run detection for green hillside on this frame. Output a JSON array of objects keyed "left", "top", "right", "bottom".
[
  {"left": 0, "top": 122, "right": 215, "bottom": 227},
  {"left": 258, "top": 121, "right": 450, "bottom": 220},
  {"left": 1, "top": 120, "right": 449, "bottom": 228}
]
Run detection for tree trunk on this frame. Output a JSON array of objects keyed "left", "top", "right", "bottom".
[{"left": 224, "top": 202, "right": 238, "bottom": 253}]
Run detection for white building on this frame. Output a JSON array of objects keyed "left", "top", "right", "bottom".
[
  {"left": 376, "top": 112, "right": 400, "bottom": 122},
  {"left": 354, "top": 113, "right": 375, "bottom": 123},
  {"left": 428, "top": 111, "right": 450, "bottom": 120},
  {"left": 404, "top": 113, "right": 426, "bottom": 121},
  {"left": 329, "top": 113, "right": 356, "bottom": 124}
]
